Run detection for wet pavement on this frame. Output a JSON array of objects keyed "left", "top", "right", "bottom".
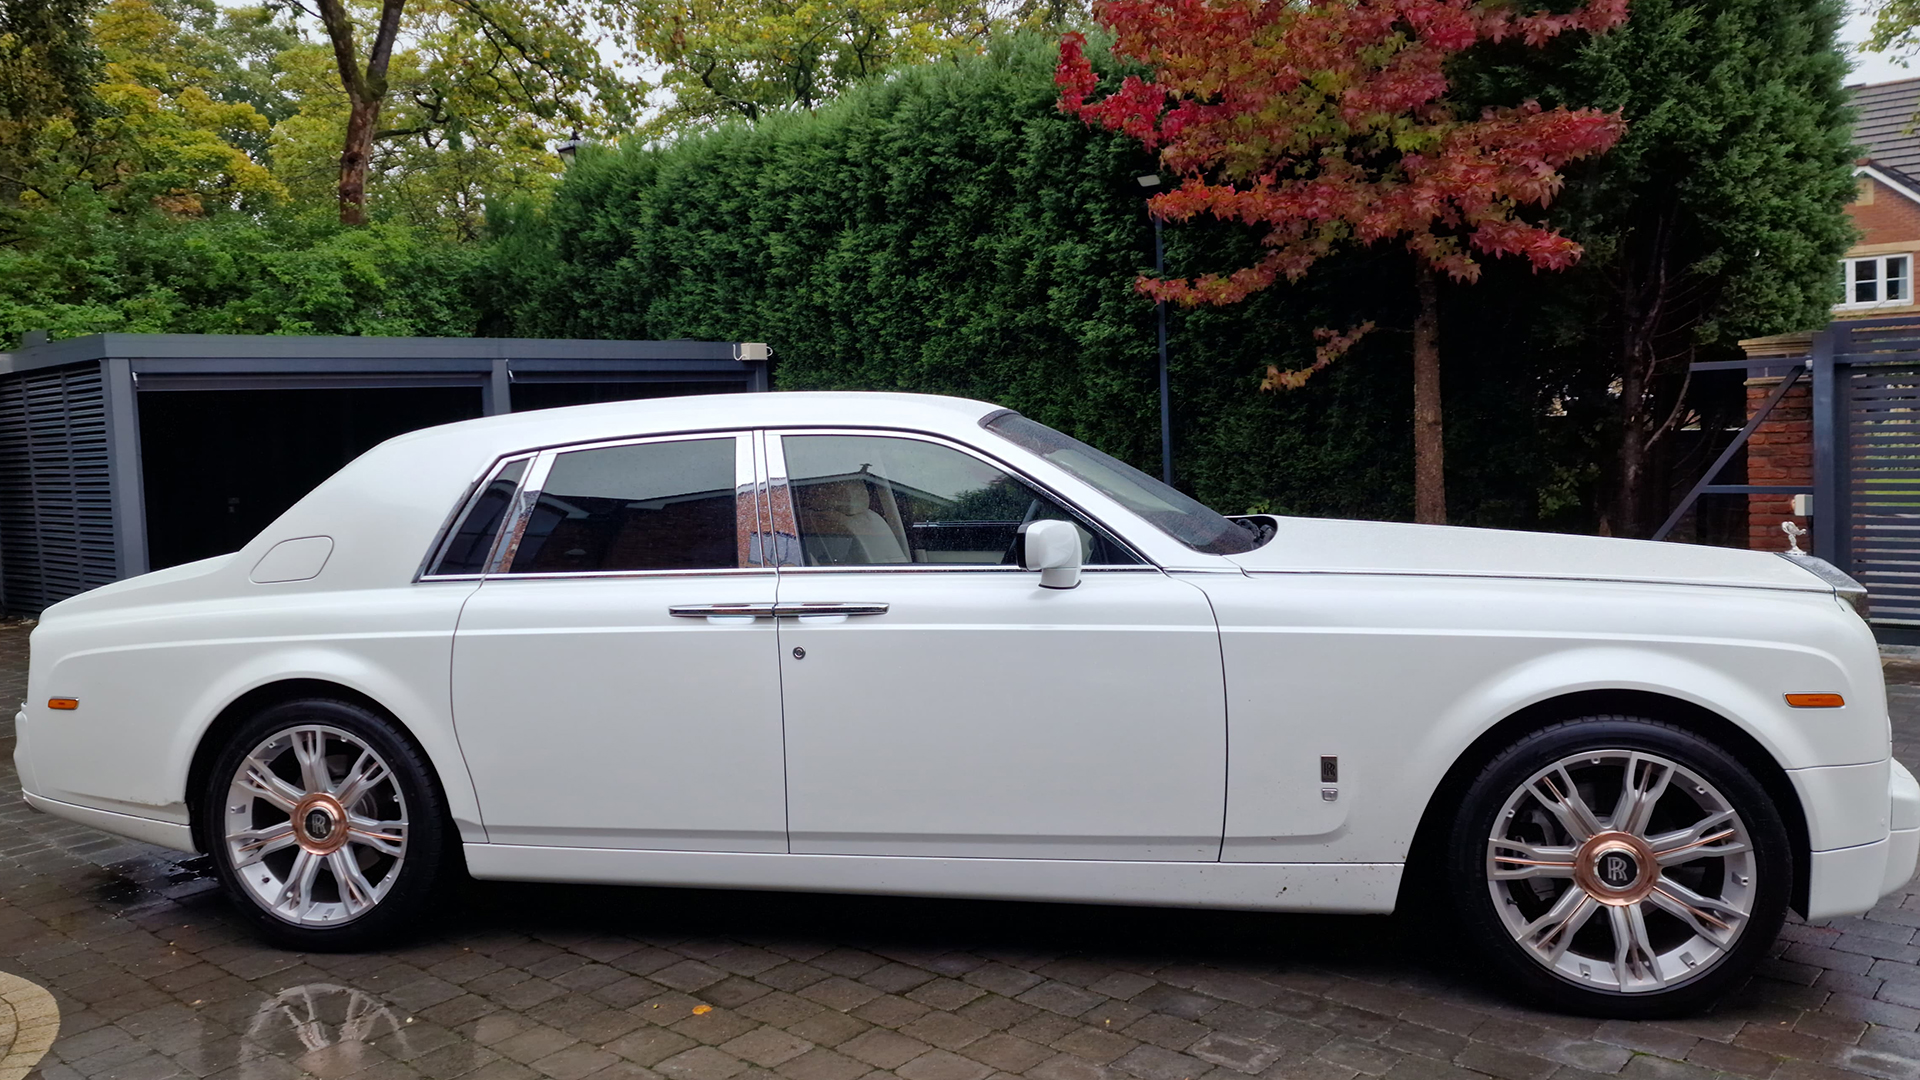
[{"left": 5, "top": 620, "right": 1920, "bottom": 1080}]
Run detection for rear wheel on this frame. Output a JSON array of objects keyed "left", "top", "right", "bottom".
[
  {"left": 201, "top": 698, "right": 445, "bottom": 950},
  {"left": 1447, "top": 717, "right": 1791, "bottom": 1017}
]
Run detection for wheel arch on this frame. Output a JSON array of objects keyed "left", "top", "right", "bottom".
[
  {"left": 185, "top": 678, "right": 465, "bottom": 862},
  {"left": 1397, "top": 688, "right": 1812, "bottom": 917}
]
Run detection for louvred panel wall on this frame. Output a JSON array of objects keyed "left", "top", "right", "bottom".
[{"left": 0, "top": 362, "right": 118, "bottom": 614}]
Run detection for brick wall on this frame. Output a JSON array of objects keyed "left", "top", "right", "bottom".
[
  {"left": 1746, "top": 377, "right": 1812, "bottom": 552},
  {"left": 1851, "top": 176, "right": 1920, "bottom": 247}
]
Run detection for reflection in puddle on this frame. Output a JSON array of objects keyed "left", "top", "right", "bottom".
[{"left": 248, "top": 983, "right": 411, "bottom": 1055}]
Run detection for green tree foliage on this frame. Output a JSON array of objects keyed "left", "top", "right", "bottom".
[
  {"left": 1, "top": 0, "right": 284, "bottom": 228},
  {"left": 0, "top": 0, "right": 104, "bottom": 204},
  {"left": 1867, "top": 0, "right": 1920, "bottom": 58},
  {"left": 0, "top": 204, "right": 484, "bottom": 342},
  {"left": 285, "top": 0, "right": 635, "bottom": 226},
  {"left": 486, "top": 34, "right": 1577, "bottom": 524},
  {"left": 492, "top": 26, "right": 1856, "bottom": 532},
  {"left": 1455, "top": 0, "right": 1857, "bottom": 536},
  {"left": 613, "top": 0, "right": 1081, "bottom": 137}
]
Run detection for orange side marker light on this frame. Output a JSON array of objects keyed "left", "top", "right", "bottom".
[
  {"left": 46, "top": 698, "right": 78, "bottom": 710},
  {"left": 1785, "top": 693, "right": 1845, "bottom": 708}
]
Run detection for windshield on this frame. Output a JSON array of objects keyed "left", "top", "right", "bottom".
[{"left": 983, "top": 412, "right": 1257, "bottom": 555}]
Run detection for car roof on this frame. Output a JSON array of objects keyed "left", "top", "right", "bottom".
[{"left": 384, "top": 391, "right": 1005, "bottom": 455}]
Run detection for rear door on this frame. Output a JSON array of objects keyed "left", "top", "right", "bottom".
[{"left": 450, "top": 432, "right": 788, "bottom": 852}]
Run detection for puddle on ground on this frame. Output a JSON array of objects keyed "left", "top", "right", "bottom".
[{"left": 247, "top": 984, "right": 412, "bottom": 1056}]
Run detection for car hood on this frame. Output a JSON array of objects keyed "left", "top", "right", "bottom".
[{"left": 1222, "top": 516, "right": 1830, "bottom": 593}]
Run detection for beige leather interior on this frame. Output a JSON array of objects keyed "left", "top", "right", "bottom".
[{"left": 798, "top": 480, "right": 911, "bottom": 565}]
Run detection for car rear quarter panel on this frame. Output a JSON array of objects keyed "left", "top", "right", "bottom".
[
  {"left": 1201, "top": 573, "right": 1887, "bottom": 863},
  {"left": 23, "top": 426, "right": 504, "bottom": 847},
  {"left": 25, "top": 582, "right": 487, "bottom": 846}
]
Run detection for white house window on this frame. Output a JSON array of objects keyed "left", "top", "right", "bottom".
[{"left": 1841, "top": 254, "right": 1912, "bottom": 308}]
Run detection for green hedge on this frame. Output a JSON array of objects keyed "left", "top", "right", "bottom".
[
  {"left": 488, "top": 35, "right": 1622, "bottom": 527},
  {"left": 0, "top": 202, "right": 486, "bottom": 342}
]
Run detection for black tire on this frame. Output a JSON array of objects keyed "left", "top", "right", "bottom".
[
  {"left": 200, "top": 697, "right": 447, "bottom": 951},
  {"left": 1445, "top": 716, "right": 1791, "bottom": 1018}
]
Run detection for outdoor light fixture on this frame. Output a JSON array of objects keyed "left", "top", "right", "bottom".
[{"left": 556, "top": 131, "right": 584, "bottom": 164}]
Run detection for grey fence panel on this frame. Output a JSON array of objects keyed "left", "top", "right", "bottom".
[
  {"left": 1849, "top": 366, "right": 1920, "bottom": 626},
  {"left": 0, "top": 363, "right": 118, "bottom": 614}
]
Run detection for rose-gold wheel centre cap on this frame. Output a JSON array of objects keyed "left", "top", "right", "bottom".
[
  {"left": 290, "top": 792, "right": 350, "bottom": 856},
  {"left": 1573, "top": 830, "right": 1658, "bottom": 906}
]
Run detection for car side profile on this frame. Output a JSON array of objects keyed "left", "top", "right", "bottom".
[{"left": 13, "top": 391, "right": 1918, "bottom": 1017}]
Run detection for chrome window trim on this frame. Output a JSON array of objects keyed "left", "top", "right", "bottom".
[
  {"left": 764, "top": 427, "right": 1150, "bottom": 570},
  {"left": 484, "top": 431, "right": 759, "bottom": 579},
  {"left": 488, "top": 449, "right": 557, "bottom": 574},
  {"left": 472, "top": 567, "right": 777, "bottom": 581},
  {"left": 771, "top": 564, "right": 1155, "bottom": 574},
  {"left": 416, "top": 453, "right": 536, "bottom": 583}
]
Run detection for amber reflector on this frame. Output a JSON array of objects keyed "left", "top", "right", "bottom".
[
  {"left": 1785, "top": 693, "right": 1845, "bottom": 708},
  {"left": 46, "top": 698, "right": 78, "bottom": 710}
]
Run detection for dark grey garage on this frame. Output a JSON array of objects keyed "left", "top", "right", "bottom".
[{"left": 0, "top": 333, "right": 768, "bottom": 615}]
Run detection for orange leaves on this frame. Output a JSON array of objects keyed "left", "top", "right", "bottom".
[
  {"left": 1261, "top": 321, "right": 1379, "bottom": 390},
  {"left": 1057, "top": 0, "right": 1630, "bottom": 305}
]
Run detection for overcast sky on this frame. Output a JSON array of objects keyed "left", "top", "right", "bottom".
[{"left": 1847, "top": 2, "right": 1920, "bottom": 85}]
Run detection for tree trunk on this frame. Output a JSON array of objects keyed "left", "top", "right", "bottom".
[
  {"left": 1617, "top": 356, "right": 1650, "bottom": 537},
  {"left": 1412, "top": 262, "right": 1446, "bottom": 524},
  {"left": 338, "top": 94, "right": 380, "bottom": 226},
  {"left": 315, "top": 0, "right": 404, "bottom": 226}
]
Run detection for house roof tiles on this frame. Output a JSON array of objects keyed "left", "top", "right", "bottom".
[{"left": 1853, "top": 77, "right": 1920, "bottom": 178}]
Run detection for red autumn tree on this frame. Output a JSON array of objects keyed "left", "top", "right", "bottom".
[{"left": 1057, "top": 0, "right": 1629, "bottom": 524}]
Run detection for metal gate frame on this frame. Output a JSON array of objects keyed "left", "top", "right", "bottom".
[{"left": 1657, "top": 316, "right": 1920, "bottom": 635}]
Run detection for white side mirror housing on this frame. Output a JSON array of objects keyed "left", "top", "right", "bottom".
[{"left": 1016, "top": 519, "right": 1082, "bottom": 590}]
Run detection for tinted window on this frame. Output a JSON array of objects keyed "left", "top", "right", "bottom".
[
  {"left": 432, "top": 458, "right": 528, "bottom": 575},
  {"left": 780, "top": 434, "right": 1138, "bottom": 567},
  {"left": 983, "top": 412, "right": 1257, "bottom": 555},
  {"left": 509, "top": 439, "right": 741, "bottom": 573}
]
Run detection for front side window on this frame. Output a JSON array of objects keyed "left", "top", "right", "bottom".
[
  {"left": 982, "top": 412, "right": 1258, "bottom": 555},
  {"left": 778, "top": 434, "right": 1138, "bottom": 567},
  {"left": 430, "top": 458, "right": 528, "bottom": 575},
  {"left": 507, "top": 437, "right": 742, "bottom": 573},
  {"left": 1842, "top": 255, "right": 1911, "bottom": 308}
]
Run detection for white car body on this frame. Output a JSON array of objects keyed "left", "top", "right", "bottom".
[{"left": 13, "top": 391, "right": 1919, "bottom": 923}]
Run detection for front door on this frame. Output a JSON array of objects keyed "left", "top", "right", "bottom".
[
  {"left": 452, "top": 432, "right": 788, "bottom": 852},
  {"left": 769, "top": 430, "right": 1226, "bottom": 862}
]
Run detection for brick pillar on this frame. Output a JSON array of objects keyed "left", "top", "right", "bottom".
[
  {"left": 1745, "top": 376, "right": 1812, "bottom": 553},
  {"left": 1737, "top": 331, "right": 1817, "bottom": 553}
]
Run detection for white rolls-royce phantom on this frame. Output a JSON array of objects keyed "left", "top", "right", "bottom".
[{"left": 14, "top": 392, "right": 1916, "bottom": 1016}]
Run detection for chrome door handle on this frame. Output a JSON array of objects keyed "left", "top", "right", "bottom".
[
  {"left": 669, "top": 603, "right": 777, "bottom": 618},
  {"left": 773, "top": 602, "right": 890, "bottom": 617}
]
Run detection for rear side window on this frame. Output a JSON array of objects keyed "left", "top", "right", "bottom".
[
  {"left": 508, "top": 438, "right": 741, "bottom": 573},
  {"left": 430, "top": 458, "right": 528, "bottom": 575}
]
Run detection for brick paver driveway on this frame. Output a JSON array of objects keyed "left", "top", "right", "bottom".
[{"left": 5, "top": 622, "right": 1920, "bottom": 1080}]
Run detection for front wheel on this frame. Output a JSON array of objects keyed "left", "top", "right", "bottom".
[
  {"left": 1447, "top": 717, "right": 1791, "bottom": 1017},
  {"left": 201, "top": 698, "right": 446, "bottom": 950}
]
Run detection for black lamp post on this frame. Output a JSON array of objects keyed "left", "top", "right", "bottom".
[
  {"left": 1137, "top": 173, "right": 1172, "bottom": 486},
  {"left": 555, "top": 131, "right": 584, "bottom": 166}
]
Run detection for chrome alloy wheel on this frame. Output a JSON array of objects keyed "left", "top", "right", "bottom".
[
  {"left": 223, "top": 724, "right": 409, "bottom": 926},
  {"left": 1486, "top": 750, "right": 1756, "bottom": 993}
]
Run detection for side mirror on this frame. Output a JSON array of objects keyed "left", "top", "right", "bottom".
[{"left": 1015, "top": 519, "right": 1082, "bottom": 590}]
